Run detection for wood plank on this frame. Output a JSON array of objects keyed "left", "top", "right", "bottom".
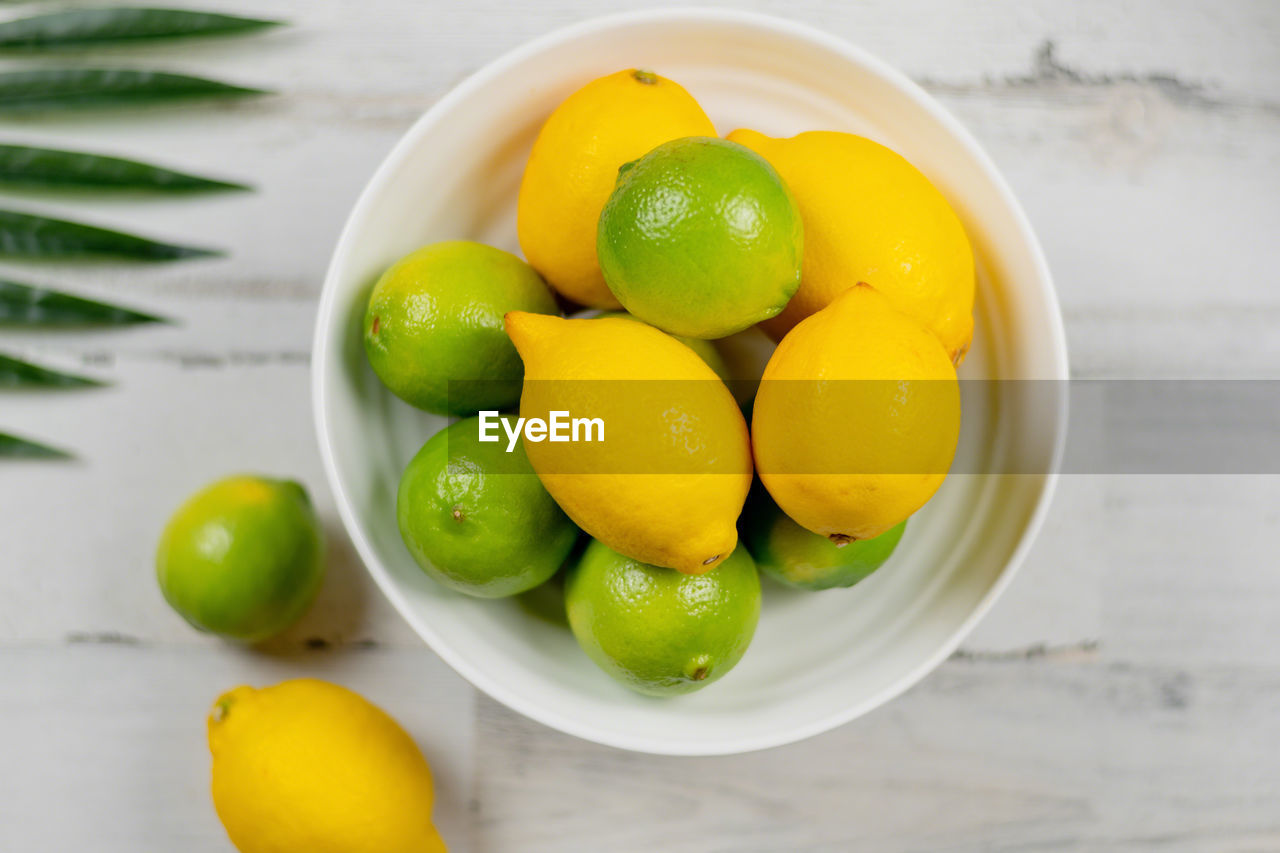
[
  {"left": 1100, "top": 475, "right": 1280, "bottom": 668},
  {"left": 474, "top": 655, "right": 1280, "bottom": 853},
  {"left": 0, "top": 0, "right": 1269, "bottom": 325},
  {"left": 48, "top": 1, "right": 1278, "bottom": 99},
  {"left": 0, "top": 356, "right": 418, "bottom": 648},
  {"left": 0, "top": 643, "right": 476, "bottom": 852}
]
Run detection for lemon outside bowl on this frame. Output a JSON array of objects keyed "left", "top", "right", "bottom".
[{"left": 313, "top": 9, "right": 1069, "bottom": 756}]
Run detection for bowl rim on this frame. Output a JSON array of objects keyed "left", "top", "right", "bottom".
[{"left": 312, "top": 6, "right": 1070, "bottom": 755}]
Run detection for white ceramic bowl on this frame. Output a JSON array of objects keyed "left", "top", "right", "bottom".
[{"left": 313, "top": 9, "right": 1068, "bottom": 755}]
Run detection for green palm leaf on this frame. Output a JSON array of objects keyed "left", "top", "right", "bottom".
[
  {"left": 0, "top": 144, "right": 248, "bottom": 192},
  {"left": 0, "top": 5, "right": 283, "bottom": 461},
  {"left": 0, "top": 7, "right": 281, "bottom": 49},
  {"left": 0, "top": 208, "right": 221, "bottom": 260},
  {"left": 0, "top": 352, "right": 105, "bottom": 387},
  {"left": 0, "top": 279, "right": 166, "bottom": 325},
  {"left": 0, "top": 68, "right": 268, "bottom": 111},
  {"left": 0, "top": 431, "right": 71, "bottom": 459}
]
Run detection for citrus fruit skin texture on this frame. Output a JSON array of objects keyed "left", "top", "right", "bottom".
[
  {"left": 363, "top": 240, "right": 558, "bottom": 416},
  {"left": 565, "top": 540, "right": 761, "bottom": 697},
  {"left": 752, "top": 284, "right": 960, "bottom": 542},
  {"left": 596, "top": 310, "right": 731, "bottom": 381},
  {"left": 727, "top": 129, "right": 975, "bottom": 363},
  {"left": 597, "top": 136, "right": 803, "bottom": 339},
  {"left": 208, "top": 679, "right": 447, "bottom": 853},
  {"left": 156, "top": 475, "right": 324, "bottom": 642},
  {"left": 743, "top": 481, "right": 906, "bottom": 590},
  {"left": 504, "top": 311, "right": 751, "bottom": 574},
  {"left": 397, "top": 415, "right": 579, "bottom": 598},
  {"left": 518, "top": 69, "right": 716, "bottom": 308}
]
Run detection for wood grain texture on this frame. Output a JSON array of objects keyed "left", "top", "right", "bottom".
[
  {"left": 0, "top": 1, "right": 1277, "bottom": 850},
  {"left": 475, "top": 656, "right": 1280, "bottom": 852},
  {"left": 0, "top": 644, "right": 476, "bottom": 852}
]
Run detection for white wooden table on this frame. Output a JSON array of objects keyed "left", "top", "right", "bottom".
[{"left": 3, "top": 2, "right": 1278, "bottom": 850}]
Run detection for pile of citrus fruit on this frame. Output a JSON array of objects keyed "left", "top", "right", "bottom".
[
  {"left": 155, "top": 479, "right": 452, "bottom": 851},
  {"left": 362, "top": 68, "right": 974, "bottom": 697},
  {"left": 144, "top": 67, "right": 975, "bottom": 853}
]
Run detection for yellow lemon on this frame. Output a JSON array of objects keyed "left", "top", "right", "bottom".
[
  {"left": 727, "top": 129, "right": 975, "bottom": 363},
  {"left": 208, "top": 679, "right": 447, "bottom": 853},
  {"left": 596, "top": 311, "right": 731, "bottom": 381},
  {"left": 752, "top": 284, "right": 960, "bottom": 542},
  {"left": 504, "top": 312, "right": 751, "bottom": 573},
  {"left": 517, "top": 69, "right": 716, "bottom": 307}
]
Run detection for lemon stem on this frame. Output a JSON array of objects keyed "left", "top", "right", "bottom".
[{"left": 211, "top": 696, "right": 234, "bottom": 723}]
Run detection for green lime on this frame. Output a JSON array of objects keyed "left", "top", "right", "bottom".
[
  {"left": 743, "top": 482, "right": 905, "bottom": 590},
  {"left": 397, "top": 415, "right": 579, "bottom": 598},
  {"left": 363, "top": 240, "right": 559, "bottom": 416},
  {"left": 156, "top": 475, "right": 325, "bottom": 642},
  {"left": 565, "top": 539, "right": 761, "bottom": 696},
  {"left": 596, "top": 310, "right": 731, "bottom": 381},
  {"left": 597, "top": 136, "right": 803, "bottom": 339}
]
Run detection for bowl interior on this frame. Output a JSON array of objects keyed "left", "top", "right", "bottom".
[{"left": 314, "top": 11, "right": 1066, "bottom": 755}]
